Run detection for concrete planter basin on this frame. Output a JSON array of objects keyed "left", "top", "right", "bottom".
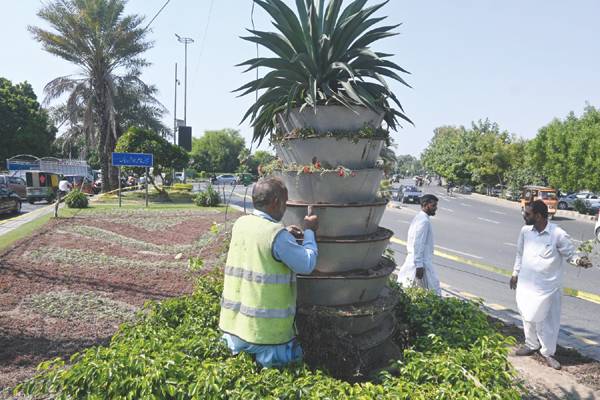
[
  {"left": 297, "top": 257, "right": 395, "bottom": 306},
  {"left": 314, "top": 227, "right": 393, "bottom": 274},
  {"left": 297, "top": 287, "right": 398, "bottom": 335},
  {"left": 277, "top": 105, "right": 384, "bottom": 133},
  {"left": 275, "top": 138, "right": 384, "bottom": 169},
  {"left": 273, "top": 168, "right": 383, "bottom": 204},
  {"left": 283, "top": 200, "right": 387, "bottom": 237}
]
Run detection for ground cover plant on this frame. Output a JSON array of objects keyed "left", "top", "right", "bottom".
[
  {"left": 16, "top": 269, "right": 523, "bottom": 399},
  {"left": 0, "top": 205, "right": 235, "bottom": 393}
]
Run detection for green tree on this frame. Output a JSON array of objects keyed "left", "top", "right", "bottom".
[
  {"left": 395, "top": 154, "right": 423, "bottom": 177},
  {"left": 190, "top": 129, "right": 246, "bottom": 173},
  {"left": 30, "top": 0, "right": 155, "bottom": 191},
  {"left": 421, "top": 125, "right": 472, "bottom": 184},
  {"left": 115, "top": 127, "right": 188, "bottom": 194},
  {"left": 0, "top": 78, "right": 56, "bottom": 163},
  {"left": 528, "top": 106, "right": 600, "bottom": 192}
]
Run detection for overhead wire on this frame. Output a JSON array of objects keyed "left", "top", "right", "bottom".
[{"left": 144, "top": 0, "right": 171, "bottom": 32}]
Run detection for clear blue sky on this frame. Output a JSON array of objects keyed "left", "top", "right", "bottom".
[{"left": 2, "top": 0, "right": 600, "bottom": 156}]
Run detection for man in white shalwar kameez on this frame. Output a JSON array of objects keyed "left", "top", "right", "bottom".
[
  {"left": 396, "top": 194, "right": 441, "bottom": 295},
  {"left": 510, "top": 200, "right": 591, "bottom": 370}
]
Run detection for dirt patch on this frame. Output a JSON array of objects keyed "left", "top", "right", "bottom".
[
  {"left": 493, "top": 316, "right": 600, "bottom": 394},
  {"left": 0, "top": 207, "right": 238, "bottom": 392}
]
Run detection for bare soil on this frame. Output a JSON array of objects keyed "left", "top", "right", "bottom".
[{"left": 0, "top": 208, "right": 237, "bottom": 393}]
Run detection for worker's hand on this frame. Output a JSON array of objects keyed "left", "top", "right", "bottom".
[
  {"left": 415, "top": 267, "right": 424, "bottom": 280},
  {"left": 303, "top": 206, "right": 318, "bottom": 232},
  {"left": 509, "top": 275, "right": 518, "bottom": 290},
  {"left": 303, "top": 215, "right": 318, "bottom": 232},
  {"left": 577, "top": 256, "right": 593, "bottom": 269},
  {"left": 286, "top": 225, "right": 303, "bottom": 239}
]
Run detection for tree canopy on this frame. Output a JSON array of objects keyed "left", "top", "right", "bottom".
[
  {"left": 0, "top": 78, "right": 57, "bottom": 163},
  {"left": 115, "top": 127, "right": 188, "bottom": 192},
  {"left": 527, "top": 105, "right": 600, "bottom": 192},
  {"left": 189, "top": 129, "right": 246, "bottom": 173}
]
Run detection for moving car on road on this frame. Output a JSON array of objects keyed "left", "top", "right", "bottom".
[
  {"left": 0, "top": 188, "right": 21, "bottom": 215},
  {"left": 0, "top": 175, "right": 26, "bottom": 200},
  {"left": 211, "top": 174, "right": 238, "bottom": 185},
  {"left": 520, "top": 186, "right": 558, "bottom": 219},
  {"left": 396, "top": 185, "right": 422, "bottom": 204}
]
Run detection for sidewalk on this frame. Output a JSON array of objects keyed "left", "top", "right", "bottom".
[{"left": 0, "top": 203, "right": 56, "bottom": 238}]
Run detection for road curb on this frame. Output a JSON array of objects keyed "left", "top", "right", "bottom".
[{"left": 390, "top": 236, "right": 600, "bottom": 305}]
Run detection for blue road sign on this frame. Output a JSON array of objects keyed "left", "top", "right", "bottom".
[{"left": 111, "top": 152, "right": 153, "bottom": 168}]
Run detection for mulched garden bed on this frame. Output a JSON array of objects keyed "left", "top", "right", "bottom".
[{"left": 0, "top": 207, "right": 237, "bottom": 392}]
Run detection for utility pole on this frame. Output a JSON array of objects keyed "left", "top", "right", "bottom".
[{"left": 175, "top": 34, "right": 194, "bottom": 126}]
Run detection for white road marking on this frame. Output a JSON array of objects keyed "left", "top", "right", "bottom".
[
  {"left": 490, "top": 210, "right": 507, "bottom": 215},
  {"left": 435, "top": 245, "right": 484, "bottom": 259},
  {"left": 460, "top": 203, "right": 472, "bottom": 207},
  {"left": 477, "top": 217, "right": 500, "bottom": 224},
  {"left": 503, "top": 242, "right": 517, "bottom": 247},
  {"left": 440, "top": 207, "right": 454, "bottom": 212}
]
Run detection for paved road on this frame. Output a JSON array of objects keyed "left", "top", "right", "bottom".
[
  {"left": 0, "top": 199, "right": 48, "bottom": 222},
  {"left": 217, "top": 181, "right": 600, "bottom": 353},
  {"left": 384, "top": 181, "right": 600, "bottom": 353}
]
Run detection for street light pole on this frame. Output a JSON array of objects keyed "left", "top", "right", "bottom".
[
  {"left": 173, "top": 62, "right": 178, "bottom": 145},
  {"left": 175, "top": 34, "right": 194, "bottom": 126}
]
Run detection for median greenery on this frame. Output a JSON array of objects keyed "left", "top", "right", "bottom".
[
  {"left": 64, "top": 189, "right": 89, "bottom": 208},
  {"left": 17, "top": 269, "right": 522, "bottom": 399}
]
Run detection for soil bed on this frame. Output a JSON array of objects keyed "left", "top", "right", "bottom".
[{"left": 0, "top": 207, "right": 236, "bottom": 393}]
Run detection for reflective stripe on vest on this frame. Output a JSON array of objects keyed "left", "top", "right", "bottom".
[
  {"left": 221, "top": 297, "right": 295, "bottom": 319},
  {"left": 224, "top": 265, "right": 296, "bottom": 284}
]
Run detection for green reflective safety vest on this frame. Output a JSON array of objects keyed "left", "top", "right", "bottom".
[{"left": 219, "top": 214, "right": 296, "bottom": 345}]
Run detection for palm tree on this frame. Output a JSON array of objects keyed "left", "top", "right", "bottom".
[{"left": 29, "top": 0, "right": 154, "bottom": 191}]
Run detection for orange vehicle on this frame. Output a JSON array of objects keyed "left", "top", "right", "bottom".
[{"left": 520, "top": 185, "right": 558, "bottom": 219}]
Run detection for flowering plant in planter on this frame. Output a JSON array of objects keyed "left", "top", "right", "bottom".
[
  {"left": 236, "top": 0, "right": 412, "bottom": 144},
  {"left": 259, "top": 159, "right": 358, "bottom": 177}
]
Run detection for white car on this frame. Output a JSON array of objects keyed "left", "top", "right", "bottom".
[
  {"left": 595, "top": 209, "right": 600, "bottom": 242},
  {"left": 212, "top": 174, "right": 238, "bottom": 185}
]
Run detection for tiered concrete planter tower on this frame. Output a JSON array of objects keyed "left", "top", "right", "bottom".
[{"left": 273, "top": 105, "right": 402, "bottom": 379}]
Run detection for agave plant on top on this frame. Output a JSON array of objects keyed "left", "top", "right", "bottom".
[{"left": 236, "top": 0, "right": 412, "bottom": 145}]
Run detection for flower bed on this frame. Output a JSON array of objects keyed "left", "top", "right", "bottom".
[{"left": 17, "top": 271, "right": 523, "bottom": 399}]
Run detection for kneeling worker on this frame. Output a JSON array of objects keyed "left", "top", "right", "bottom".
[{"left": 219, "top": 177, "right": 318, "bottom": 367}]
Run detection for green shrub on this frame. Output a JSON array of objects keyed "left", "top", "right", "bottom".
[
  {"left": 64, "top": 189, "right": 88, "bottom": 208},
  {"left": 17, "top": 271, "right": 522, "bottom": 399},
  {"left": 573, "top": 198, "right": 589, "bottom": 214},
  {"left": 195, "top": 185, "right": 220, "bottom": 207}
]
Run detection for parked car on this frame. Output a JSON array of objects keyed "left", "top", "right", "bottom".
[
  {"left": 595, "top": 209, "right": 600, "bottom": 242},
  {"left": 503, "top": 189, "right": 520, "bottom": 202},
  {"left": 575, "top": 191, "right": 595, "bottom": 199},
  {"left": 490, "top": 185, "right": 507, "bottom": 197},
  {"left": 584, "top": 195, "right": 600, "bottom": 213},
  {"left": 457, "top": 185, "right": 473, "bottom": 194},
  {"left": 0, "top": 188, "right": 22, "bottom": 215},
  {"left": 212, "top": 174, "right": 238, "bottom": 185},
  {"left": 396, "top": 185, "right": 422, "bottom": 204},
  {"left": 0, "top": 175, "right": 26, "bottom": 200},
  {"left": 557, "top": 194, "right": 578, "bottom": 210}
]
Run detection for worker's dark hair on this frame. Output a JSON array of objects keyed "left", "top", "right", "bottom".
[
  {"left": 252, "top": 177, "right": 287, "bottom": 210},
  {"left": 420, "top": 194, "right": 439, "bottom": 207},
  {"left": 526, "top": 199, "right": 548, "bottom": 219}
]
